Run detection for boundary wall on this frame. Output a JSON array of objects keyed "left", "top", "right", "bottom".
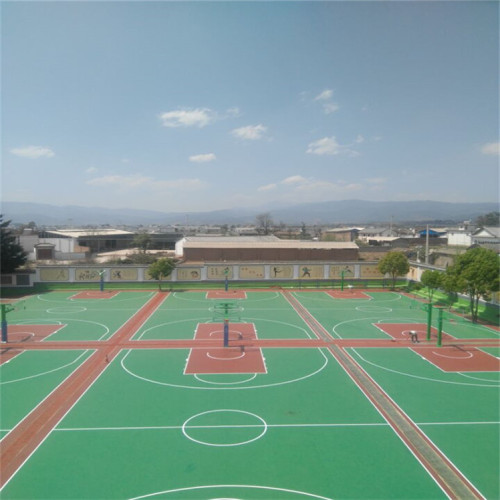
[
  {"left": 32, "top": 262, "right": 383, "bottom": 284},
  {"left": 0, "top": 262, "right": 457, "bottom": 289}
]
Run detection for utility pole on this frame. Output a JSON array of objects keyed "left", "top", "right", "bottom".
[{"left": 425, "top": 224, "right": 429, "bottom": 264}]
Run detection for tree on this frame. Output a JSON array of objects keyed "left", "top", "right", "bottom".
[
  {"left": 475, "top": 211, "right": 500, "bottom": 227},
  {"left": 377, "top": 251, "right": 410, "bottom": 289},
  {"left": 1, "top": 215, "right": 27, "bottom": 273},
  {"left": 133, "top": 232, "right": 152, "bottom": 253},
  {"left": 255, "top": 213, "right": 273, "bottom": 235},
  {"left": 148, "top": 258, "right": 176, "bottom": 291},
  {"left": 420, "top": 269, "right": 442, "bottom": 303},
  {"left": 443, "top": 247, "right": 499, "bottom": 322}
]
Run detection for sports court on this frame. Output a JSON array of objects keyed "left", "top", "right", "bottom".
[{"left": 0, "top": 289, "right": 498, "bottom": 499}]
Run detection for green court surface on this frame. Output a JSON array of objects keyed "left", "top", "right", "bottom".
[{"left": 0, "top": 289, "right": 498, "bottom": 499}]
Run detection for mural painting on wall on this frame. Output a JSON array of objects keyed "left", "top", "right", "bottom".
[
  {"left": 270, "top": 265, "right": 294, "bottom": 279},
  {"left": 298, "top": 265, "right": 323, "bottom": 280},
  {"left": 144, "top": 268, "right": 172, "bottom": 281},
  {"left": 110, "top": 268, "right": 138, "bottom": 281},
  {"left": 75, "top": 269, "right": 102, "bottom": 281},
  {"left": 176, "top": 268, "right": 201, "bottom": 281},
  {"left": 329, "top": 265, "right": 355, "bottom": 279},
  {"left": 207, "top": 266, "right": 233, "bottom": 279},
  {"left": 360, "top": 265, "right": 384, "bottom": 278},
  {"left": 239, "top": 266, "right": 265, "bottom": 279},
  {"left": 39, "top": 268, "right": 69, "bottom": 281}
]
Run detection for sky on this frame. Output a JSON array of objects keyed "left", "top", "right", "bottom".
[{"left": 2, "top": 0, "right": 499, "bottom": 214}]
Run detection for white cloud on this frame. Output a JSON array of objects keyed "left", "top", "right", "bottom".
[
  {"left": 282, "top": 175, "right": 307, "bottom": 185},
  {"left": 314, "top": 89, "right": 333, "bottom": 101},
  {"left": 231, "top": 124, "right": 268, "bottom": 140},
  {"left": 86, "top": 174, "right": 206, "bottom": 191},
  {"left": 306, "top": 136, "right": 342, "bottom": 155},
  {"left": 225, "top": 107, "right": 241, "bottom": 118},
  {"left": 189, "top": 153, "right": 216, "bottom": 163},
  {"left": 86, "top": 167, "right": 98, "bottom": 174},
  {"left": 257, "top": 183, "right": 277, "bottom": 192},
  {"left": 256, "top": 175, "right": 364, "bottom": 204},
  {"left": 313, "top": 88, "right": 339, "bottom": 114},
  {"left": 86, "top": 174, "right": 150, "bottom": 189},
  {"left": 307, "top": 136, "right": 360, "bottom": 157},
  {"left": 10, "top": 145, "right": 55, "bottom": 159},
  {"left": 159, "top": 108, "right": 215, "bottom": 128},
  {"left": 365, "top": 177, "right": 387, "bottom": 185},
  {"left": 323, "top": 102, "right": 340, "bottom": 114},
  {"left": 481, "top": 142, "right": 500, "bottom": 155}
]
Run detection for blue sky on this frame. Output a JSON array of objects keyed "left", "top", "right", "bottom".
[{"left": 2, "top": 1, "right": 499, "bottom": 213}]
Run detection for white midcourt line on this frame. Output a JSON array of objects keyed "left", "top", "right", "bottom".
[
  {"left": 54, "top": 422, "right": 389, "bottom": 432},
  {"left": 17, "top": 420, "right": 500, "bottom": 434}
]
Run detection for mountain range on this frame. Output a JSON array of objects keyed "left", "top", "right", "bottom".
[{"left": 1, "top": 200, "right": 497, "bottom": 227}]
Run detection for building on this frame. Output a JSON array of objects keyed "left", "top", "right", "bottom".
[
  {"left": 322, "top": 228, "right": 360, "bottom": 242},
  {"left": 357, "top": 227, "right": 396, "bottom": 242},
  {"left": 20, "top": 228, "right": 183, "bottom": 261},
  {"left": 471, "top": 227, "right": 500, "bottom": 252},
  {"left": 176, "top": 236, "right": 359, "bottom": 262}
]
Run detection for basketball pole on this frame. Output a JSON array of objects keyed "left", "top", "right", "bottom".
[
  {"left": 426, "top": 303, "right": 432, "bottom": 341},
  {"left": 436, "top": 307, "right": 444, "bottom": 347},
  {"left": 1, "top": 304, "right": 14, "bottom": 343},
  {"left": 99, "top": 270, "right": 106, "bottom": 292},
  {"left": 1, "top": 304, "right": 8, "bottom": 342},
  {"left": 223, "top": 319, "right": 229, "bottom": 347}
]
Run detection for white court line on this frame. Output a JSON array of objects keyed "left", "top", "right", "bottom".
[
  {"left": 0, "top": 350, "right": 91, "bottom": 385},
  {"left": 131, "top": 484, "right": 333, "bottom": 500},
  {"left": 54, "top": 421, "right": 389, "bottom": 432},
  {"left": 349, "top": 348, "right": 499, "bottom": 388},
  {"left": 122, "top": 347, "right": 329, "bottom": 390}
]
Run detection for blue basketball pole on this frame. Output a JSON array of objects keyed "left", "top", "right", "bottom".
[
  {"left": 1, "top": 320, "right": 7, "bottom": 343},
  {"left": 1, "top": 304, "right": 8, "bottom": 342},
  {"left": 223, "top": 319, "right": 229, "bottom": 347}
]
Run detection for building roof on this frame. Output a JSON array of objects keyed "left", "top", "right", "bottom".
[
  {"left": 183, "top": 240, "right": 358, "bottom": 249},
  {"left": 182, "top": 235, "right": 280, "bottom": 243},
  {"left": 324, "top": 227, "right": 359, "bottom": 233},
  {"left": 44, "top": 229, "right": 134, "bottom": 238},
  {"left": 472, "top": 227, "right": 500, "bottom": 238}
]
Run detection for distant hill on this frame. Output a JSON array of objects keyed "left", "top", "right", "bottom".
[{"left": 1, "top": 200, "right": 497, "bottom": 226}]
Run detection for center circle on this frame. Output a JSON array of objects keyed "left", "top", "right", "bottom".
[{"left": 182, "top": 409, "right": 267, "bottom": 447}]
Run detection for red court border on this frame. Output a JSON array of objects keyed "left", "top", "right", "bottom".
[
  {"left": 326, "top": 290, "right": 371, "bottom": 300},
  {"left": 374, "top": 323, "right": 499, "bottom": 372},
  {"left": 185, "top": 323, "right": 266, "bottom": 374}
]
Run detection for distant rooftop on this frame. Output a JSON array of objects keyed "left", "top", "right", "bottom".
[
  {"left": 44, "top": 229, "right": 134, "bottom": 238},
  {"left": 182, "top": 235, "right": 280, "bottom": 243}
]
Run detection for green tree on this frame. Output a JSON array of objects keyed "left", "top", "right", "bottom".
[
  {"left": 1, "top": 215, "right": 28, "bottom": 273},
  {"left": 377, "top": 251, "right": 410, "bottom": 289},
  {"left": 420, "top": 269, "right": 442, "bottom": 303},
  {"left": 475, "top": 211, "right": 500, "bottom": 227},
  {"left": 148, "top": 258, "right": 176, "bottom": 291},
  {"left": 133, "top": 232, "right": 152, "bottom": 253},
  {"left": 443, "top": 247, "right": 499, "bottom": 322}
]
